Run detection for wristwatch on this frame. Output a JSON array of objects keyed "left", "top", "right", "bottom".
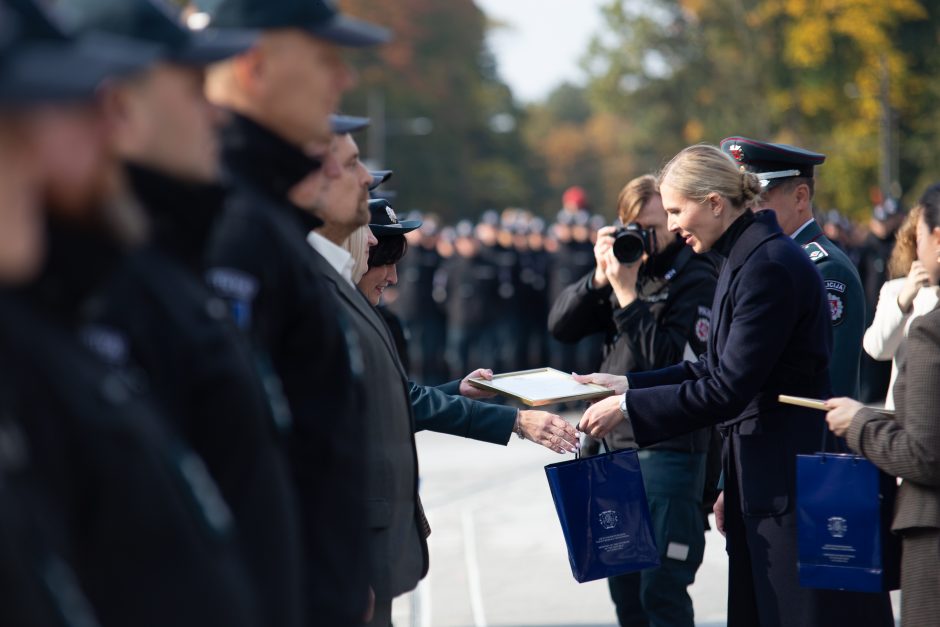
[{"left": 619, "top": 393, "right": 629, "bottom": 420}]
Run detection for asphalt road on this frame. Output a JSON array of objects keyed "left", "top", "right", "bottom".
[{"left": 390, "top": 415, "right": 901, "bottom": 627}]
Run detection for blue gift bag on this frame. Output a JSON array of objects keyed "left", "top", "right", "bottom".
[
  {"left": 796, "top": 453, "right": 900, "bottom": 592},
  {"left": 544, "top": 443, "right": 659, "bottom": 583}
]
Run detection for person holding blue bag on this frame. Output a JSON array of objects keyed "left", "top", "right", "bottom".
[
  {"left": 576, "top": 144, "right": 894, "bottom": 627},
  {"left": 825, "top": 182, "right": 940, "bottom": 627}
]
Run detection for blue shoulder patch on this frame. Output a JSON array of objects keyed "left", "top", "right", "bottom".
[{"left": 802, "top": 241, "right": 828, "bottom": 264}]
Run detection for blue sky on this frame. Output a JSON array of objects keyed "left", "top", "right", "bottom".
[{"left": 475, "top": 0, "right": 607, "bottom": 103}]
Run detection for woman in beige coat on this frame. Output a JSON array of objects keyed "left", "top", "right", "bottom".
[{"left": 826, "top": 183, "right": 940, "bottom": 627}]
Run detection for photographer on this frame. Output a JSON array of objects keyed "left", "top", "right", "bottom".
[{"left": 548, "top": 175, "right": 720, "bottom": 627}]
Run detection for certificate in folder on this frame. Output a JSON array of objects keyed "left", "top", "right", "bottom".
[{"left": 468, "top": 368, "right": 615, "bottom": 407}]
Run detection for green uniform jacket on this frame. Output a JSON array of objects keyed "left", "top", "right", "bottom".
[{"left": 793, "top": 220, "right": 865, "bottom": 398}]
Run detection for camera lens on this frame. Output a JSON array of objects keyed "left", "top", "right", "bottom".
[{"left": 612, "top": 230, "right": 645, "bottom": 263}]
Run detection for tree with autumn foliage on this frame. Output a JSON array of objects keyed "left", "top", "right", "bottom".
[{"left": 572, "top": 0, "right": 939, "bottom": 217}]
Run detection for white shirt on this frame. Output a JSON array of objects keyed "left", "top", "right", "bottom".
[
  {"left": 789, "top": 218, "right": 816, "bottom": 240},
  {"left": 307, "top": 231, "right": 355, "bottom": 287},
  {"left": 863, "top": 278, "right": 940, "bottom": 409}
]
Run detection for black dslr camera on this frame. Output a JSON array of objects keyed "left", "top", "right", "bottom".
[{"left": 612, "top": 223, "right": 656, "bottom": 264}]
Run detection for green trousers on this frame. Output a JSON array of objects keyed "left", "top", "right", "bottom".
[{"left": 608, "top": 449, "right": 707, "bottom": 627}]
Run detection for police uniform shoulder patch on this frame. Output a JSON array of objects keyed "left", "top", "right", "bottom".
[
  {"left": 802, "top": 241, "right": 829, "bottom": 264},
  {"left": 694, "top": 305, "right": 711, "bottom": 343},
  {"left": 205, "top": 267, "right": 260, "bottom": 330},
  {"left": 827, "top": 283, "right": 846, "bottom": 326}
]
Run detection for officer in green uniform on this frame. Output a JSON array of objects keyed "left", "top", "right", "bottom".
[{"left": 720, "top": 137, "right": 864, "bottom": 399}]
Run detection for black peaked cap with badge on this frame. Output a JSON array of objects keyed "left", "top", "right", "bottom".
[
  {"left": 369, "top": 198, "right": 420, "bottom": 237},
  {"left": 189, "top": 0, "right": 391, "bottom": 47},
  {"left": 65, "top": 0, "right": 257, "bottom": 65},
  {"left": 0, "top": 0, "right": 159, "bottom": 103},
  {"left": 720, "top": 136, "right": 825, "bottom": 189}
]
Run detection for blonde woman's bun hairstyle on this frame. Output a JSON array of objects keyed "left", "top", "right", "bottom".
[{"left": 659, "top": 144, "right": 763, "bottom": 211}]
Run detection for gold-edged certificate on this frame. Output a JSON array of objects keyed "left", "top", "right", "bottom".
[
  {"left": 778, "top": 394, "right": 896, "bottom": 417},
  {"left": 468, "top": 367, "right": 616, "bottom": 407}
]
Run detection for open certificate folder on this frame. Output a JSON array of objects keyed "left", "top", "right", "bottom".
[{"left": 468, "top": 368, "right": 615, "bottom": 407}]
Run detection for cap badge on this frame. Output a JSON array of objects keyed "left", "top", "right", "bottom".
[
  {"left": 728, "top": 144, "right": 744, "bottom": 161},
  {"left": 386, "top": 206, "right": 399, "bottom": 224}
]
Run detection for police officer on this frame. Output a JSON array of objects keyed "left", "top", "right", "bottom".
[
  {"left": 194, "top": 0, "right": 389, "bottom": 624},
  {"left": 550, "top": 175, "right": 720, "bottom": 627},
  {"left": 64, "top": 1, "right": 307, "bottom": 625},
  {"left": 0, "top": 6, "right": 104, "bottom": 624},
  {"left": 440, "top": 220, "right": 487, "bottom": 377},
  {"left": 550, "top": 210, "right": 599, "bottom": 372},
  {"left": 0, "top": 1, "right": 262, "bottom": 624},
  {"left": 391, "top": 214, "right": 448, "bottom": 383},
  {"left": 518, "top": 217, "right": 552, "bottom": 368},
  {"left": 720, "top": 136, "right": 865, "bottom": 400}
]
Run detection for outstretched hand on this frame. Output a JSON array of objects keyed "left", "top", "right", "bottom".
[{"left": 519, "top": 410, "right": 580, "bottom": 454}]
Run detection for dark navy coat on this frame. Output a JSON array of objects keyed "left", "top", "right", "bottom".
[{"left": 624, "top": 210, "right": 894, "bottom": 627}]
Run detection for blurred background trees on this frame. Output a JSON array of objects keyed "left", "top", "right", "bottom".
[{"left": 220, "top": 0, "right": 940, "bottom": 222}]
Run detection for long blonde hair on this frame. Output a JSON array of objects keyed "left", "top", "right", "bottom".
[
  {"left": 888, "top": 204, "right": 922, "bottom": 279},
  {"left": 343, "top": 225, "right": 372, "bottom": 283},
  {"left": 658, "top": 144, "right": 763, "bottom": 211}
]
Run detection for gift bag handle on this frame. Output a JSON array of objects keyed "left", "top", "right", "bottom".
[{"left": 575, "top": 438, "right": 612, "bottom": 460}]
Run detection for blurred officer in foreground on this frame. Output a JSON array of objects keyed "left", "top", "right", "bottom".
[
  {"left": 196, "top": 0, "right": 389, "bottom": 623},
  {"left": 0, "top": 5, "right": 104, "bottom": 625},
  {"left": 66, "top": 1, "right": 305, "bottom": 625},
  {"left": 721, "top": 137, "right": 865, "bottom": 399},
  {"left": 0, "top": 1, "right": 263, "bottom": 624},
  {"left": 550, "top": 175, "right": 720, "bottom": 627}
]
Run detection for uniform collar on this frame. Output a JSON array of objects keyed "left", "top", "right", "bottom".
[
  {"left": 644, "top": 236, "right": 690, "bottom": 281},
  {"left": 16, "top": 220, "right": 126, "bottom": 323},
  {"left": 125, "top": 162, "right": 226, "bottom": 272},
  {"left": 220, "top": 112, "right": 323, "bottom": 232},
  {"left": 790, "top": 218, "right": 820, "bottom": 244},
  {"left": 716, "top": 209, "right": 783, "bottom": 271}
]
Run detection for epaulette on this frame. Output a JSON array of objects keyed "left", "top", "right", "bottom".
[{"left": 802, "top": 241, "right": 828, "bottom": 264}]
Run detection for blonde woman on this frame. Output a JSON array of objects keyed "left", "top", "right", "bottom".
[
  {"left": 577, "top": 144, "right": 894, "bottom": 627},
  {"left": 862, "top": 204, "right": 939, "bottom": 408},
  {"left": 342, "top": 224, "right": 377, "bottom": 283}
]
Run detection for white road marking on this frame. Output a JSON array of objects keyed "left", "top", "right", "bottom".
[{"left": 461, "top": 508, "right": 487, "bottom": 627}]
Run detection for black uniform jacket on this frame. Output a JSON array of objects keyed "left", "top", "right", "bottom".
[
  {"left": 205, "top": 113, "right": 368, "bottom": 626},
  {"left": 81, "top": 164, "right": 303, "bottom": 627},
  {"left": 0, "top": 225, "right": 259, "bottom": 627},
  {"left": 549, "top": 240, "right": 719, "bottom": 452}
]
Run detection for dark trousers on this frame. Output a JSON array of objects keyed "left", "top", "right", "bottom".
[{"left": 608, "top": 450, "right": 706, "bottom": 627}]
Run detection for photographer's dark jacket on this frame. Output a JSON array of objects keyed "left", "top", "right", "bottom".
[{"left": 549, "top": 240, "right": 719, "bottom": 453}]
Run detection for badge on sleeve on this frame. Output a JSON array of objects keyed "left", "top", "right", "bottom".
[
  {"left": 825, "top": 280, "right": 846, "bottom": 325},
  {"left": 205, "top": 267, "right": 259, "bottom": 330},
  {"left": 802, "top": 242, "right": 829, "bottom": 264},
  {"left": 694, "top": 305, "right": 712, "bottom": 342}
]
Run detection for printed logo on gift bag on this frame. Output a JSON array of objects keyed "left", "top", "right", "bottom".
[
  {"left": 599, "top": 510, "right": 620, "bottom": 530},
  {"left": 827, "top": 516, "right": 848, "bottom": 539}
]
